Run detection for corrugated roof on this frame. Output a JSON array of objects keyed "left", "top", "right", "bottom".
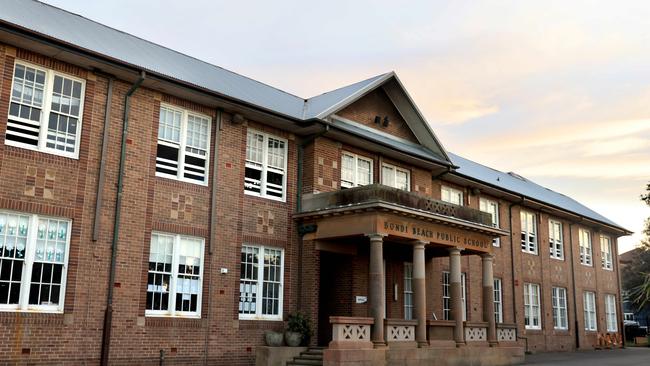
[
  {"left": 304, "top": 73, "right": 392, "bottom": 119},
  {"left": 448, "top": 152, "right": 626, "bottom": 230},
  {"left": 0, "top": 0, "right": 627, "bottom": 232}
]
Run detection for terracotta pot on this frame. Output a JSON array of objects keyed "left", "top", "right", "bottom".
[
  {"left": 284, "top": 331, "right": 303, "bottom": 347},
  {"left": 264, "top": 331, "right": 284, "bottom": 347}
]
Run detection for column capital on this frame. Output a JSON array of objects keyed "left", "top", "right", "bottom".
[
  {"left": 447, "top": 246, "right": 463, "bottom": 255},
  {"left": 365, "top": 233, "right": 387, "bottom": 242},
  {"left": 481, "top": 253, "right": 494, "bottom": 261},
  {"left": 412, "top": 239, "right": 428, "bottom": 249}
]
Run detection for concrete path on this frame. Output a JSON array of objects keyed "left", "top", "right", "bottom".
[{"left": 522, "top": 347, "right": 650, "bottom": 365}]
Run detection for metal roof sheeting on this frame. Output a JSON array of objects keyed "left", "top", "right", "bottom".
[
  {"left": 0, "top": 0, "right": 627, "bottom": 232},
  {"left": 448, "top": 153, "right": 626, "bottom": 230}
]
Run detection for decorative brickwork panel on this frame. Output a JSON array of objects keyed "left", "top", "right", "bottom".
[
  {"left": 387, "top": 324, "right": 415, "bottom": 342},
  {"left": 497, "top": 327, "right": 517, "bottom": 342}
]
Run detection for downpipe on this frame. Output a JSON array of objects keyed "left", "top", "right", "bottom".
[{"left": 100, "top": 71, "right": 145, "bottom": 366}]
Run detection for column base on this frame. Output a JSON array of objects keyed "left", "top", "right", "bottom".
[
  {"left": 373, "top": 341, "right": 388, "bottom": 349},
  {"left": 489, "top": 341, "right": 499, "bottom": 347},
  {"left": 417, "top": 341, "right": 429, "bottom": 348},
  {"left": 455, "top": 341, "right": 467, "bottom": 348}
]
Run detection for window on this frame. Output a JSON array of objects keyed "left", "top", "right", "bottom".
[
  {"left": 624, "top": 313, "right": 634, "bottom": 322},
  {"left": 341, "top": 152, "right": 373, "bottom": 188},
  {"left": 579, "top": 229, "right": 592, "bottom": 266},
  {"left": 605, "top": 294, "right": 617, "bottom": 332},
  {"left": 244, "top": 130, "right": 287, "bottom": 200},
  {"left": 0, "top": 211, "right": 71, "bottom": 312},
  {"left": 239, "top": 245, "right": 284, "bottom": 320},
  {"left": 479, "top": 198, "right": 500, "bottom": 246},
  {"left": 520, "top": 211, "right": 537, "bottom": 254},
  {"left": 494, "top": 278, "right": 503, "bottom": 323},
  {"left": 441, "top": 186, "right": 463, "bottom": 206},
  {"left": 7, "top": 61, "right": 85, "bottom": 158},
  {"left": 442, "top": 271, "right": 466, "bottom": 321},
  {"left": 524, "top": 283, "right": 541, "bottom": 329},
  {"left": 549, "top": 220, "right": 564, "bottom": 260},
  {"left": 583, "top": 291, "right": 597, "bottom": 331},
  {"left": 552, "top": 287, "right": 568, "bottom": 330},
  {"left": 601, "top": 236, "right": 613, "bottom": 270},
  {"left": 404, "top": 262, "right": 413, "bottom": 320},
  {"left": 155, "top": 105, "right": 211, "bottom": 184},
  {"left": 382, "top": 163, "right": 410, "bottom": 191},
  {"left": 146, "top": 233, "right": 204, "bottom": 317}
]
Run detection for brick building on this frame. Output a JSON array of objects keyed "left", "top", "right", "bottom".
[{"left": 0, "top": 1, "right": 630, "bottom": 365}]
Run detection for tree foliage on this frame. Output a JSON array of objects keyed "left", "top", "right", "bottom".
[{"left": 623, "top": 183, "right": 650, "bottom": 311}]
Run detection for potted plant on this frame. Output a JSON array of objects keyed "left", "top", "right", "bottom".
[
  {"left": 285, "top": 311, "right": 313, "bottom": 347},
  {"left": 264, "top": 330, "right": 284, "bottom": 347}
]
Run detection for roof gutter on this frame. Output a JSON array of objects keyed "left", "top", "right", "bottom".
[{"left": 100, "top": 71, "right": 146, "bottom": 366}]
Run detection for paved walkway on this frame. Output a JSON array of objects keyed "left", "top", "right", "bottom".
[{"left": 522, "top": 347, "right": 650, "bottom": 365}]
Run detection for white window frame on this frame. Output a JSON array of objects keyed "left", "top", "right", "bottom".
[
  {"left": 549, "top": 219, "right": 564, "bottom": 260},
  {"left": 552, "top": 287, "right": 568, "bottom": 330},
  {"left": 583, "top": 291, "right": 597, "bottom": 331},
  {"left": 404, "top": 262, "right": 413, "bottom": 320},
  {"left": 520, "top": 211, "right": 538, "bottom": 255},
  {"left": 6, "top": 60, "right": 86, "bottom": 159},
  {"left": 524, "top": 283, "right": 541, "bottom": 330},
  {"left": 601, "top": 236, "right": 613, "bottom": 270},
  {"left": 494, "top": 278, "right": 503, "bottom": 323},
  {"left": 0, "top": 210, "right": 72, "bottom": 313},
  {"left": 441, "top": 185, "right": 463, "bottom": 206},
  {"left": 605, "top": 294, "right": 617, "bottom": 332},
  {"left": 155, "top": 103, "right": 211, "bottom": 185},
  {"left": 442, "top": 271, "right": 466, "bottom": 321},
  {"left": 341, "top": 152, "right": 373, "bottom": 188},
  {"left": 145, "top": 232, "right": 205, "bottom": 318},
  {"left": 244, "top": 130, "right": 288, "bottom": 201},
  {"left": 479, "top": 197, "right": 500, "bottom": 246},
  {"left": 579, "top": 229, "right": 593, "bottom": 266},
  {"left": 381, "top": 163, "right": 410, "bottom": 191},
  {"left": 238, "top": 245, "right": 285, "bottom": 321}
]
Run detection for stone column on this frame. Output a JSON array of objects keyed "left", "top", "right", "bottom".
[
  {"left": 367, "top": 233, "right": 386, "bottom": 347},
  {"left": 482, "top": 253, "right": 498, "bottom": 346},
  {"left": 413, "top": 240, "right": 428, "bottom": 347},
  {"left": 448, "top": 247, "right": 465, "bottom": 346}
]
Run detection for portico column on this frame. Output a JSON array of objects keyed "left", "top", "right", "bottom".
[
  {"left": 413, "top": 240, "right": 428, "bottom": 347},
  {"left": 482, "top": 253, "right": 498, "bottom": 346},
  {"left": 448, "top": 247, "right": 465, "bottom": 346},
  {"left": 367, "top": 233, "right": 387, "bottom": 347}
]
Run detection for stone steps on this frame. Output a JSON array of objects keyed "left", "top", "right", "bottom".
[{"left": 286, "top": 347, "right": 324, "bottom": 366}]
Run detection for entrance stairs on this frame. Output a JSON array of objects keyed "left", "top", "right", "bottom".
[{"left": 286, "top": 347, "right": 324, "bottom": 366}]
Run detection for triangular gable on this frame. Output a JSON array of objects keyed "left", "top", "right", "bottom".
[{"left": 305, "top": 72, "right": 452, "bottom": 165}]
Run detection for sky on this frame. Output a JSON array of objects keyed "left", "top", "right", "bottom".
[{"left": 42, "top": 0, "right": 650, "bottom": 252}]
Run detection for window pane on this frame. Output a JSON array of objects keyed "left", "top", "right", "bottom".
[
  {"left": 239, "top": 246, "right": 259, "bottom": 315},
  {"left": 158, "top": 107, "right": 182, "bottom": 143},
  {"left": 147, "top": 234, "right": 173, "bottom": 311},
  {"left": 186, "top": 114, "right": 209, "bottom": 154},
  {"left": 357, "top": 159, "right": 371, "bottom": 186},
  {"left": 262, "top": 248, "right": 282, "bottom": 316},
  {"left": 0, "top": 213, "right": 29, "bottom": 305}
]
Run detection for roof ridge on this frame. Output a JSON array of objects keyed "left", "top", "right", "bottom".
[
  {"left": 305, "top": 72, "right": 392, "bottom": 101},
  {"left": 32, "top": 0, "right": 305, "bottom": 101}
]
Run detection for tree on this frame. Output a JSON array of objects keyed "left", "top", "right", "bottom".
[{"left": 623, "top": 183, "right": 650, "bottom": 312}]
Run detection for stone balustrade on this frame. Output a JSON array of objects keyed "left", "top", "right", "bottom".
[
  {"left": 384, "top": 319, "right": 417, "bottom": 346},
  {"left": 329, "top": 316, "right": 374, "bottom": 350},
  {"left": 464, "top": 322, "right": 488, "bottom": 342},
  {"left": 496, "top": 323, "right": 517, "bottom": 342}
]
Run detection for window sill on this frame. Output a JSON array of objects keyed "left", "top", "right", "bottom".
[
  {"left": 244, "top": 190, "right": 286, "bottom": 203},
  {"left": 145, "top": 313, "right": 201, "bottom": 319},
  {"left": 521, "top": 250, "right": 539, "bottom": 256},
  {"left": 6, "top": 140, "right": 79, "bottom": 160},
  {"left": 155, "top": 172, "right": 208, "bottom": 187},
  {"left": 580, "top": 263, "right": 593, "bottom": 267},
  {"left": 238, "top": 315, "right": 283, "bottom": 322},
  {"left": 550, "top": 257, "right": 565, "bottom": 261}
]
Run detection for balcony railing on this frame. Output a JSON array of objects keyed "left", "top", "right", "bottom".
[{"left": 301, "top": 184, "right": 493, "bottom": 226}]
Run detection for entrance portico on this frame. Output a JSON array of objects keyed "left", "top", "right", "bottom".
[{"left": 297, "top": 185, "right": 522, "bottom": 366}]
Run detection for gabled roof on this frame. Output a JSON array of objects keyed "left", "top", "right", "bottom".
[
  {"left": 0, "top": 0, "right": 629, "bottom": 233},
  {"left": 448, "top": 153, "right": 628, "bottom": 232}
]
